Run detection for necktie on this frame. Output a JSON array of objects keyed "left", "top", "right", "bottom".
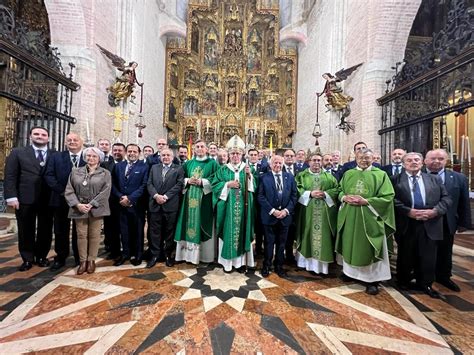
[
  {"left": 394, "top": 165, "right": 401, "bottom": 174},
  {"left": 162, "top": 165, "right": 170, "bottom": 179},
  {"left": 125, "top": 163, "right": 134, "bottom": 179},
  {"left": 275, "top": 174, "right": 282, "bottom": 192},
  {"left": 36, "top": 149, "right": 44, "bottom": 163},
  {"left": 411, "top": 175, "right": 424, "bottom": 209},
  {"left": 71, "top": 154, "right": 78, "bottom": 167}
]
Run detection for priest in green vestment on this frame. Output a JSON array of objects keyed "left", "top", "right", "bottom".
[
  {"left": 295, "top": 153, "right": 339, "bottom": 274},
  {"left": 212, "top": 135, "right": 257, "bottom": 272},
  {"left": 175, "top": 140, "right": 219, "bottom": 264},
  {"left": 335, "top": 148, "right": 396, "bottom": 295}
]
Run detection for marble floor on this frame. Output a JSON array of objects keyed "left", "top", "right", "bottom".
[{"left": 0, "top": 228, "right": 473, "bottom": 354}]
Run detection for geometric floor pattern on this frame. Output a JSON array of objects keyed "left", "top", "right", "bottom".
[{"left": 0, "top": 229, "right": 473, "bottom": 354}]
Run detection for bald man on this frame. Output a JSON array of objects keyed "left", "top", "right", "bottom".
[{"left": 44, "top": 132, "right": 86, "bottom": 270}]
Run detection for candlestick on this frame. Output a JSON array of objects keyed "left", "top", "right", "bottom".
[
  {"left": 461, "top": 135, "right": 465, "bottom": 164},
  {"left": 448, "top": 135, "right": 454, "bottom": 162},
  {"left": 467, "top": 136, "right": 471, "bottom": 163}
]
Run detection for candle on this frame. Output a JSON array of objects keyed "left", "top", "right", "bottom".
[
  {"left": 460, "top": 135, "right": 465, "bottom": 164},
  {"left": 448, "top": 135, "right": 454, "bottom": 162},
  {"left": 466, "top": 136, "right": 471, "bottom": 162}
]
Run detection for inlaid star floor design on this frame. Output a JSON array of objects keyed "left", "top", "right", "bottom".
[
  {"left": 174, "top": 265, "right": 277, "bottom": 312},
  {"left": 0, "top": 230, "right": 473, "bottom": 353}
]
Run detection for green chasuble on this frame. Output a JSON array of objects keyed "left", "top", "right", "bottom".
[
  {"left": 174, "top": 157, "right": 218, "bottom": 244},
  {"left": 212, "top": 163, "right": 257, "bottom": 260},
  {"left": 335, "top": 167, "right": 396, "bottom": 266},
  {"left": 295, "top": 170, "right": 339, "bottom": 263}
]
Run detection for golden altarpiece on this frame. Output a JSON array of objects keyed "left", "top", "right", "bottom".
[{"left": 163, "top": 0, "right": 297, "bottom": 148}]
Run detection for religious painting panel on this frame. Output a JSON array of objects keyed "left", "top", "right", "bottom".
[{"left": 163, "top": 0, "right": 298, "bottom": 149}]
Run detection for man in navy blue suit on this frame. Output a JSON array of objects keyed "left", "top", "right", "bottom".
[
  {"left": 44, "top": 132, "right": 86, "bottom": 270},
  {"left": 381, "top": 148, "right": 406, "bottom": 177},
  {"left": 424, "top": 149, "right": 471, "bottom": 292},
  {"left": 295, "top": 149, "right": 309, "bottom": 174},
  {"left": 112, "top": 144, "right": 149, "bottom": 266},
  {"left": 336, "top": 142, "right": 381, "bottom": 180},
  {"left": 258, "top": 155, "right": 297, "bottom": 277}
]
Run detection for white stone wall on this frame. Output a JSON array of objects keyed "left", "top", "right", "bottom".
[{"left": 294, "top": 0, "right": 421, "bottom": 161}]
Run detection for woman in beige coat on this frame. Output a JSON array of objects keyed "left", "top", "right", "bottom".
[{"left": 65, "top": 147, "right": 111, "bottom": 274}]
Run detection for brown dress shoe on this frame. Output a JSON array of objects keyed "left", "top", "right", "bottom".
[
  {"left": 87, "top": 260, "right": 96, "bottom": 274},
  {"left": 77, "top": 262, "right": 87, "bottom": 275}
]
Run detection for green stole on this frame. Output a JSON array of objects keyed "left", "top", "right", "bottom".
[
  {"left": 212, "top": 163, "right": 257, "bottom": 260},
  {"left": 335, "top": 167, "right": 396, "bottom": 266},
  {"left": 295, "top": 170, "right": 339, "bottom": 262},
  {"left": 174, "top": 157, "right": 218, "bottom": 244}
]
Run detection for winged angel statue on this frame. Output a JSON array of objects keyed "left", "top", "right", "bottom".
[
  {"left": 320, "top": 63, "right": 362, "bottom": 133},
  {"left": 97, "top": 44, "right": 143, "bottom": 107}
]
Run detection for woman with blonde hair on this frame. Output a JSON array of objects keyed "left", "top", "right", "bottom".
[{"left": 65, "top": 147, "right": 111, "bottom": 274}]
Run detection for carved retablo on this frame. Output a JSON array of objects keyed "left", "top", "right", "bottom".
[{"left": 163, "top": 0, "right": 297, "bottom": 149}]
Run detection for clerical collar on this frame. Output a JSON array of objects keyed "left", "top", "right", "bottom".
[
  {"left": 226, "top": 162, "right": 243, "bottom": 171},
  {"left": 356, "top": 165, "right": 373, "bottom": 171},
  {"left": 309, "top": 170, "right": 320, "bottom": 175},
  {"left": 195, "top": 156, "right": 207, "bottom": 161}
]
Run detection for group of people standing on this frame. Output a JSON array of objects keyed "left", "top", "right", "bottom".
[{"left": 4, "top": 127, "right": 471, "bottom": 299}]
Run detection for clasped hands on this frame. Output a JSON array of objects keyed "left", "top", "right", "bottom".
[
  {"left": 76, "top": 203, "right": 92, "bottom": 214},
  {"left": 188, "top": 177, "right": 202, "bottom": 186},
  {"left": 310, "top": 190, "right": 326, "bottom": 199},
  {"left": 227, "top": 180, "right": 240, "bottom": 189},
  {"left": 343, "top": 195, "right": 369, "bottom": 206},
  {"left": 408, "top": 208, "right": 438, "bottom": 221},
  {"left": 154, "top": 194, "right": 168, "bottom": 205},
  {"left": 119, "top": 195, "right": 132, "bottom": 207},
  {"left": 272, "top": 209, "right": 288, "bottom": 219}
]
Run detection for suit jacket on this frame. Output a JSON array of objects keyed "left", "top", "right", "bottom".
[
  {"left": 257, "top": 171, "right": 297, "bottom": 226},
  {"left": 283, "top": 164, "right": 298, "bottom": 176},
  {"left": 4, "top": 146, "right": 53, "bottom": 205},
  {"left": 101, "top": 155, "right": 116, "bottom": 172},
  {"left": 337, "top": 160, "right": 381, "bottom": 181},
  {"left": 381, "top": 164, "right": 404, "bottom": 177},
  {"left": 147, "top": 163, "right": 184, "bottom": 213},
  {"left": 112, "top": 160, "right": 149, "bottom": 207},
  {"left": 392, "top": 172, "right": 452, "bottom": 240},
  {"left": 248, "top": 161, "right": 269, "bottom": 175},
  {"left": 44, "top": 150, "right": 86, "bottom": 207},
  {"left": 294, "top": 162, "right": 309, "bottom": 174},
  {"left": 441, "top": 170, "right": 471, "bottom": 234}
]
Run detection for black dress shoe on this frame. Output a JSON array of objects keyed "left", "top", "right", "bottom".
[
  {"left": 36, "top": 258, "right": 50, "bottom": 267},
  {"left": 261, "top": 267, "right": 270, "bottom": 278},
  {"left": 130, "top": 258, "right": 142, "bottom": 266},
  {"left": 19, "top": 261, "right": 33, "bottom": 272},
  {"left": 422, "top": 286, "right": 442, "bottom": 299},
  {"left": 366, "top": 283, "right": 379, "bottom": 295},
  {"left": 146, "top": 257, "right": 158, "bottom": 268},
  {"left": 113, "top": 256, "right": 129, "bottom": 266},
  {"left": 339, "top": 273, "right": 353, "bottom": 282},
  {"left": 165, "top": 257, "right": 175, "bottom": 267},
  {"left": 437, "top": 278, "right": 461, "bottom": 292},
  {"left": 50, "top": 260, "right": 65, "bottom": 271}
]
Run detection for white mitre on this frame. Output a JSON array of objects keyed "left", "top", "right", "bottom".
[{"left": 225, "top": 135, "right": 245, "bottom": 153}]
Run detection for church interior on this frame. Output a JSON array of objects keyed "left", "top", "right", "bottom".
[{"left": 0, "top": 0, "right": 473, "bottom": 353}]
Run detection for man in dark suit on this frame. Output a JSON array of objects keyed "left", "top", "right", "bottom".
[
  {"left": 282, "top": 149, "right": 299, "bottom": 263},
  {"left": 178, "top": 145, "right": 188, "bottom": 165},
  {"left": 336, "top": 142, "right": 381, "bottom": 180},
  {"left": 112, "top": 144, "right": 149, "bottom": 266},
  {"left": 146, "top": 148, "right": 184, "bottom": 268},
  {"left": 4, "top": 126, "right": 54, "bottom": 271},
  {"left": 295, "top": 149, "right": 309, "bottom": 174},
  {"left": 322, "top": 154, "right": 338, "bottom": 178},
  {"left": 381, "top": 148, "right": 406, "bottom": 177},
  {"left": 44, "top": 132, "right": 86, "bottom": 270},
  {"left": 331, "top": 150, "right": 342, "bottom": 175},
  {"left": 424, "top": 149, "right": 471, "bottom": 292},
  {"left": 247, "top": 148, "right": 266, "bottom": 255},
  {"left": 101, "top": 142, "right": 125, "bottom": 259},
  {"left": 258, "top": 155, "right": 297, "bottom": 277},
  {"left": 392, "top": 152, "right": 451, "bottom": 298}
]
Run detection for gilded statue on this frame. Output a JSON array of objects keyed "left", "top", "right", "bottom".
[
  {"left": 97, "top": 44, "right": 143, "bottom": 107},
  {"left": 321, "top": 63, "right": 362, "bottom": 118}
]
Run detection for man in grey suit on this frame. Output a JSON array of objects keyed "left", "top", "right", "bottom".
[
  {"left": 392, "top": 152, "right": 451, "bottom": 298},
  {"left": 425, "top": 149, "right": 471, "bottom": 292},
  {"left": 146, "top": 148, "right": 184, "bottom": 268}
]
